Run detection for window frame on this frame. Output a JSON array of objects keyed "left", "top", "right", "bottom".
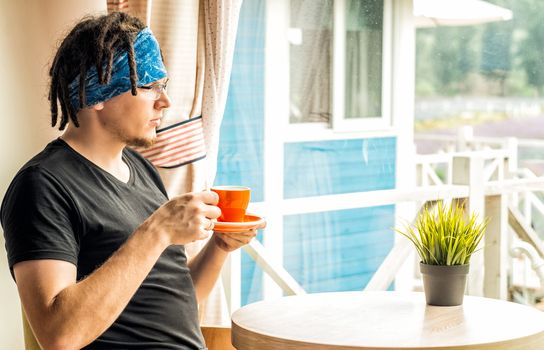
[
  {"left": 257, "top": 0, "right": 396, "bottom": 301},
  {"left": 223, "top": 0, "right": 416, "bottom": 311},
  {"left": 332, "top": 0, "right": 393, "bottom": 132},
  {"left": 277, "top": 0, "right": 394, "bottom": 135}
]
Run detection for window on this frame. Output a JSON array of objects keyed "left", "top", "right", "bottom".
[
  {"left": 287, "top": 0, "right": 390, "bottom": 130},
  {"left": 217, "top": 0, "right": 397, "bottom": 307},
  {"left": 343, "top": 0, "right": 384, "bottom": 120},
  {"left": 289, "top": 0, "right": 333, "bottom": 124}
]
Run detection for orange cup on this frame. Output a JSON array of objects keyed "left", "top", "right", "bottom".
[{"left": 211, "top": 186, "right": 251, "bottom": 222}]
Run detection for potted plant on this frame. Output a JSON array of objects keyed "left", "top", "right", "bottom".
[{"left": 397, "top": 201, "right": 487, "bottom": 306}]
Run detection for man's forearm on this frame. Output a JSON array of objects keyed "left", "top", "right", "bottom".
[
  {"left": 19, "top": 223, "right": 170, "bottom": 350},
  {"left": 188, "top": 236, "right": 229, "bottom": 303}
]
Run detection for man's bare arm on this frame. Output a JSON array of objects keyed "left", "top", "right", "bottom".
[
  {"left": 15, "top": 191, "right": 220, "bottom": 350},
  {"left": 188, "top": 229, "right": 260, "bottom": 303}
]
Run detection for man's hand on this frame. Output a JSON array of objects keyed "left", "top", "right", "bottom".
[
  {"left": 143, "top": 191, "right": 221, "bottom": 246},
  {"left": 213, "top": 230, "right": 256, "bottom": 252},
  {"left": 212, "top": 221, "right": 266, "bottom": 252}
]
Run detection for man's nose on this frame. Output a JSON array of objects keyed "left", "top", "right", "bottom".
[{"left": 156, "top": 90, "right": 171, "bottom": 109}]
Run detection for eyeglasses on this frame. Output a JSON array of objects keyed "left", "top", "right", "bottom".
[{"left": 138, "top": 79, "right": 169, "bottom": 100}]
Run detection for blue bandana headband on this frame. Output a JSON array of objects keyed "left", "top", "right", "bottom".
[{"left": 68, "top": 27, "right": 167, "bottom": 111}]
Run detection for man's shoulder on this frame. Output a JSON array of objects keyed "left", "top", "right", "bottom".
[
  {"left": 7, "top": 139, "right": 73, "bottom": 194},
  {"left": 1, "top": 140, "right": 75, "bottom": 224},
  {"left": 17, "top": 139, "right": 75, "bottom": 179}
]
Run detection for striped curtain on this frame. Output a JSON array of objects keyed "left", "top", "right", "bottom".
[
  {"left": 138, "top": 117, "right": 206, "bottom": 169},
  {"left": 107, "top": 0, "right": 242, "bottom": 325}
]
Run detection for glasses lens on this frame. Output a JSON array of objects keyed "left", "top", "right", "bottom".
[
  {"left": 152, "top": 86, "right": 161, "bottom": 100},
  {"left": 153, "top": 83, "right": 167, "bottom": 100}
]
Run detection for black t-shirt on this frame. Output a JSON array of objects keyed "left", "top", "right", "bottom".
[{"left": 1, "top": 139, "right": 206, "bottom": 350}]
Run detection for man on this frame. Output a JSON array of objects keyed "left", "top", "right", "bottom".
[{"left": 1, "top": 12, "right": 257, "bottom": 350}]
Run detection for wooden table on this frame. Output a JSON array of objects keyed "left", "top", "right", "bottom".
[{"left": 231, "top": 291, "right": 544, "bottom": 350}]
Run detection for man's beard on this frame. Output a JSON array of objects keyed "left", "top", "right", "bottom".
[
  {"left": 107, "top": 121, "right": 158, "bottom": 149},
  {"left": 127, "top": 136, "right": 157, "bottom": 148}
]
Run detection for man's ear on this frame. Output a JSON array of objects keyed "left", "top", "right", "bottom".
[{"left": 92, "top": 102, "right": 105, "bottom": 111}]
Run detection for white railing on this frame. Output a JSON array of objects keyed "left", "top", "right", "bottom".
[
  {"left": 222, "top": 128, "right": 544, "bottom": 313},
  {"left": 413, "top": 127, "right": 544, "bottom": 303}
]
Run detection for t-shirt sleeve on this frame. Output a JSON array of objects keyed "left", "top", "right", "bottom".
[{"left": 1, "top": 166, "right": 80, "bottom": 274}]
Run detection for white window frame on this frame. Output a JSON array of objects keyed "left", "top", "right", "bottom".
[
  {"left": 332, "top": 0, "right": 393, "bottom": 132},
  {"left": 256, "top": 0, "right": 396, "bottom": 300},
  {"left": 224, "top": 0, "right": 415, "bottom": 312},
  {"left": 273, "top": 0, "right": 394, "bottom": 140}
]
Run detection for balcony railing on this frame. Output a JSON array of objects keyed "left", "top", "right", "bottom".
[{"left": 221, "top": 127, "right": 544, "bottom": 313}]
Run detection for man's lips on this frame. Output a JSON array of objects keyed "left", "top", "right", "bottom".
[{"left": 149, "top": 118, "right": 162, "bottom": 127}]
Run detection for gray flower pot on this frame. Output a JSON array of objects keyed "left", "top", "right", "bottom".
[{"left": 420, "top": 263, "right": 469, "bottom": 306}]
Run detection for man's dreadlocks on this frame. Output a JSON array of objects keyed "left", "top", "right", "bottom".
[{"left": 48, "top": 12, "right": 145, "bottom": 130}]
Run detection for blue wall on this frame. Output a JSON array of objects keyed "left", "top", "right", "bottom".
[
  {"left": 284, "top": 206, "right": 395, "bottom": 292},
  {"left": 283, "top": 138, "right": 396, "bottom": 292},
  {"left": 284, "top": 138, "right": 396, "bottom": 198}
]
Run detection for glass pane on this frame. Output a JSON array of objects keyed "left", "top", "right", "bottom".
[
  {"left": 345, "top": 0, "right": 383, "bottom": 119},
  {"left": 289, "top": 0, "right": 333, "bottom": 123},
  {"left": 415, "top": 1, "right": 544, "bottom": 176},
  {"left": 284, "top": 206, "right": 395, "bottom": 292},
  {"left": 284, "top": 137, "right": 396, "bottom": 199}
]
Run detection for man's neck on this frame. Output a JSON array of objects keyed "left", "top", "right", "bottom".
[{"left": 61, "top": 126, "right": 130, "bottom": 183}]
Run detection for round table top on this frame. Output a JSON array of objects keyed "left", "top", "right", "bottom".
[{"left": 231, "top": 291, "right": 544, "bottom": 350}]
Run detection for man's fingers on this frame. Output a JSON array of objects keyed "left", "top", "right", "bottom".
[
  {"left": 196, "top": 229, "right": 212, "bottom": 241},
  {"left": 216, "top": 232, "right": 243, "bottom": 246},
  {"left": 227, "top": 230, "right": 257, "bottom": 237},
  {"left": 221, "top": 231, "right": 255, "bottom": 244},
  {"left": 202, "top": 204, "right": 221, "bottom": 220},
  {"left": 199, "top": 219, "right": 216, "bottom": 232},
  {"left": 200, "top": 190, "right": 219, "bottom": 205},
  {"left": 194, "top": 191, "right": 221, "bottom": 219}
]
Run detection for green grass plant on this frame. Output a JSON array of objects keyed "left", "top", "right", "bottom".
[{"left": 397, "top": 202, "right": 487, "bottom": 266}]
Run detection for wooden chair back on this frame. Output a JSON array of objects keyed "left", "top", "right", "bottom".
[
  {"left": 22, "top": 311, "right": 40, "bottom": 350},
  {"left": 201, "top": 325, "right": 236, "bottom": 350}
]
